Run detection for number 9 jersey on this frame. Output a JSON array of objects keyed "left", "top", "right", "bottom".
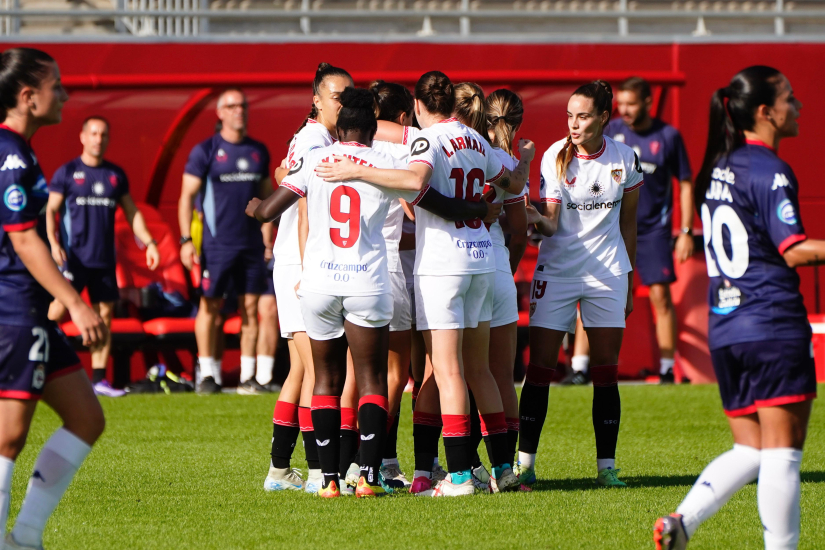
[{"left": 701, "top": 139, "right": 811, "bottom": 350}]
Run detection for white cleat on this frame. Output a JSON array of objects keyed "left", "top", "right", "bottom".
[
  {"left": 4, "top": 534, "right": 45, "bottom": 550},
  {"left": 263, "top": 466, "right": 304, "bottom": 492},
  {"left": 431, "top": 477, "right": 476, "bottom": 497},
  {"left": 342, "top": 463, "right": 360, "bottom": 496},
  {"left": 304, "top": 469, "right": 323, "bottom": 494},
  {"left": 490, "top": 466, "right": 519, "bottom": 493}
]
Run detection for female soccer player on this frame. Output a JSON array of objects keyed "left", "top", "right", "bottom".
[
  {"left": 264, "top": 62, "right": 353, "bottom": 494},
  {"left": 516, "top": 80, "right": 641, "bottom": 489},
  {"left": 249, "top": 87, "right": 500, "bottom": 497},
  {"left": 655, "top": 67, "right": 814, "bottom": 550},
  {"left": 316, "top": 71, "right": 534, "bottom": 496},
  {"left": 0, "top": 47, "right": 108, "bottom": 549}
]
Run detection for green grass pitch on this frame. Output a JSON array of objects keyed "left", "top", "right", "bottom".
[{"left": 5, "top": 384, "right": 825, "bottom": 549}]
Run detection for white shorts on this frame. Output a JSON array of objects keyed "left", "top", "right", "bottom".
[
  {"left": 415, "top": 272, "right": 494, "bottom": 331},
  {"left": 298, "top": 290, "right": 393, "bottom": 341},
  {"left": 273, "top": 264, "right": 305, "bottom": 339},
  {"left": 491, "top": 270, "right": 519, "bottom": 328},
  {"left": 389, "top": 271, "right": 412, "bottom": 332},
  {"left": 406, "top": 279, "right": 416, "bottom": 325},
  {"left": 529, "top": 275, "right": 628, "bottom": 332}
]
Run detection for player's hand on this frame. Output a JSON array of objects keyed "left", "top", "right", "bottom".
[
  {"left": 180, "top": 241, "right": 198, "bottom": 271},
  {"left": 51, "top": 244, "right": 67, "bottom": 268},
  {"left": 525, "top": 203, "right": 542, "bottom": 226},
  {"left": 518, "top": 139, "right": 536, "bottom": 163},
  {"left": 68, "top": 301, "right": 108, "bottom": 349},
  {"left": 280, "top": 158, "right": 289, "bottom": 170},
  {"left": 264, "top": 247, "right": 273, "bottom": 262},
  {"left": 246, "top": 197, "right": 262, "bottom": 218},
  {"left": 315, "top": 155, "right": 359, "bottom": 181},
  {"left": 146, "top": 242, "right": 161, "bottom": 271},
  {"left": 675, "top": 232, "right": 694, "bottom": 264},
  {"left": 294, "top": 280, "right": 301, "bottom": 298},
  {"left": 482, "top": 202, "right": 503, "bottom": 225}
]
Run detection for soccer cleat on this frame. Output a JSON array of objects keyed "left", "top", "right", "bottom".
[
  {"left": 472, "top": 464, "right": 491, "bottom": 484},
  {"left": 197, "top": 376, "right": 221, "bottom": 395},
  {"left": 659, "top": 370, "right": 675, "bottom": 385},
  {"left": 653, "top": 514, "right": 688, "bottom": 550},
  {"left": 597, "top": 468, "right": 627, "bottom": 488},
  {"left": 432, "top": 463, "right": 448, "bottom": 483},
  {"left": 4, "top": 534, "right": 45, "bottom": 550},
  {"left": 490, "top": 466, "right": 519, "bottom": 493},
  {"left": 341, "top": 462, "right": 360, "bottom": 496},
  {"left": 410, "top": 476, "right": 433, "bottom": 495},
  {"left": 513, "top": 461, "right": 537, "bottom": 486},
  {"left": 317, "top": 480, "right": 341, "bottom": 498},
  {"left": 355, "top": 476, "right": 391, "bottom": 498},
  {"left": 380, "top": 462, "right": 411, "bottom": 490},
  {"left": 237, "top": 379, "right": 270, "bottom": 395},
  {"left": 263, "top": 466, "right": 304, "bottom": 491},
  {"left": 431, "top": 477, "right": 476, "bottom": 497},
  {"left": 560, "top": 370, "right": 590, "bottom": 386},
  {"left": 304, "top": 469, "right": 323, "bottom": 494},
  {"left": 93, "top": 379, "right": 127, "bottom": 398}
]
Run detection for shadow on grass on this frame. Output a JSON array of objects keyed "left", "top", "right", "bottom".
[{"left": 530, "top": 471, "right": 825, "bottom": 492}]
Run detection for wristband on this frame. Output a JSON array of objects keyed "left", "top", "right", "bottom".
[
  {"left": 180, "top": 236, "right": 193, "bottom": 246},
  {"left": 680, "top": 227, "right": 693, "bottom": 236}
]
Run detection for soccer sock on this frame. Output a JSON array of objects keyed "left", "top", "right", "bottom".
[
  {"left": 11, "top": 429, "right": 91, "bottom": 548},
  {"left": 214, "top": 359, "right": 223, "bottom": 386},
  {"left": 676, "top": 444, "right": 761, "bottom": 538},
  {"left": 198, "top": 356, "right": 215, "bottom": 381},
  {"left": 0, "top": 456, "right": 13, "bottom": 540},
  {"left": 338, "top": 407, "right": 359, "bottom": 478},
  {"left": 256, "top": 355, "right": 275, "bottom": 386},
  {"left": 468, "top": 392, "right": 483, "bottom": 469},
  {"left": 298, "top": 407, "right": 320, "bottom": 471},
  {"left": 413, "top": 411, "right": 442, "bottom": 475},
  {"left": 358, "top": 395, "right": 388, "bottom": 485},
  {"left": 571, "top": 355, "right": 590, "bottom": 374},
  {"left": 270, "top": 401, "right": 300, "bottom": 469},
  {"left": 384, "top": 411, "right": 400, "bottom": 461},
  {"left": 442, "top": 414, "right": 472, "bottom": 474},
  {"left": 506, "top": 417, "right": 520, "bottom": 467},
  {"left": 91, "top": 368, "right": 106, "bottom": 384},
  {"left": 240, "top": 356, "right": 256, "bottom": 384},
  {"left": 518, "top": 451, "right": 536, "bottom": 469},
  {"left": 660, "top": 357, "right": 675, "bottom": 376},
  {"left": 591, "top": 364, "right": 620, "bottom": 469},
  {"left": 411, "top": 380, "right": 421, "bottom": 413},
  {"left": 310, "top": 396, "right": 341, "bottom": 489},
  {"left": 480, "top": 411, "right": 510, "bottom": 468},
  {"left": 758, "top": 448, "right": 803, "bottom": 550},
  {"left": 518, "top": 363, "right": 554, "bottom": 454}
]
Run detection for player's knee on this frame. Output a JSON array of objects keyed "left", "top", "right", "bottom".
[
  {"left": 0, "top": 425, "right": 30, "bottom": 460},
  {"left": 65, "top": 401, "right": 106, "bottom": 445},
  {"left": 648, "top": 284, "right": 673, "bottom": 313},
  {"left": 590, "top": 364, "right": 619, "bottom": 387}
]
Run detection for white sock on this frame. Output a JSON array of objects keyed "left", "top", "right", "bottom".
[
  {"left": 571, "top": 355, "right": 590, "bottom": 373},
  {"left": 759, "top": 448, "right": 803, "bottom": 550},
  {"left": 0, "top": 456, "right": 13, "bottom": 540},
  {"left": 198, "top": 356, "right": 215, "bottom": 381},
  {"left": 414, "top": 470, "right": 432, "bottom": 480},
  {"left": 256, "top": 355, "right": 275, "bottom": 386},
  {"left": 676, "top": 444, "right": 761, "bottom": 538},
  {"left": 597, "top": 458, "right": 615, "bottom": 473},
  {"left": 382, "top": 458, "right": 399, "bottom": 467},
  {"left": 518, "top": 451, "right": 536, "bottom": 469},
  {"left": 214, "top": 359, "right": 223, "bottom": 386},
  {"left": 660, "top": 357, "right": 676, "bottom": 375},
  {"left": 240, "top": 356, "right": 256, "bottom": 384},
  {"left": 11, "top": 429, "right": 91, "bottom": 548}
]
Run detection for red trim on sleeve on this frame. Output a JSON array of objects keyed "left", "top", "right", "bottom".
[
  {"left": 724, "top": 404, "right": 758, "bottom": 418},
  {"left": 0, "top": 389, "right": 40, "bottom": 400},
  {"left": 486, "top": 166, "right": 506, "bottom": 184},
  {"left": 745, "top": 138, "right": 777, "bottom": 153},
  {"left": 754, "top": 393, "right": 817, "bottom": 408},
  {"left": 402, "top": 126, "right": 410, "bottom": 146},
  {"left": 280, "top": 182, "right": 305, "bottom": 198},
  {"left": 541, "top": 198, "right": 561, "bottom": 204},
  {"left": 778, "top": 234, "right": 807, "bottom": 255},
  {"left": 503, "top": 196, "right": 525, "bottom": 205},
  {"left": 409, "top": 159, "right": 433, "bottom": 169},
  {"left": 410, "top": 184, "right": 430, "bottom": 206},
  {"left": 624, "top": 181, "right": 644, "bottom": 193},
  {"left": 2, "top": 220, "right": 37, "bottom": 232}
]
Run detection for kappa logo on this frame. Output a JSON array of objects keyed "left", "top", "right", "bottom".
[
  {"left": 360, "top": 433, "right": 375, "bottom": 441},
  {"left": 410, "top": 137, "right": 430, "bottom": 156},
  {"left": 0, "top": 154, "right": 27, "bottom": 171},
  {"left": 650, "top": 141, "right": 661, "bottom": 155},
  {"left": 316, "top": 439, "right": 330, "bottom": 447},
  {"left": 772, "top": 172, "right": 791, "bottom": 191},
  {"left": 32, "top": 470, "right": 45, "bottom": 482},
  {"left": 288, "top": 158, "right": 303, "bottom": 175}
]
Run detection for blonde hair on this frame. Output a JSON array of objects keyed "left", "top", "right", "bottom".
[
  {"left": 486, "top": 89, "right": 523, "bottom": 156},
  {"left": 453, "top": 82, "right": 489, "bottom": 142},
  {"left": 555, "top": 79, "right": 613, "bottom": 180}
]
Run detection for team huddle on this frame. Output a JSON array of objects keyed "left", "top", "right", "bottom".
[{"left": 0, "top": 46, "right": 817, "bottom": 550}]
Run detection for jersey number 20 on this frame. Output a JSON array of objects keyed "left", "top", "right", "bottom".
[
  {"left": 330, "top": 185, "right": 361, "bottom": 248},
  {"left": 451, "top": 167, "right": 484, "bottom": 229},
  {"left": 701, "top": 204, "right": 749, "bottom": 278}
]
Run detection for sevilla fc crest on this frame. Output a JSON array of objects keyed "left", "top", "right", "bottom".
[
  {"left": 529, "top": 302, "right": 537, "bottom": 318},
  {"left": 650, "top": 141, "right": 660, "bottom": 155},
  {"left": 611, "top": 169, "right": 622, "bottom": 183}
]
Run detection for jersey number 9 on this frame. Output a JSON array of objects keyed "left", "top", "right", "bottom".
[{"left": 330, "top": 185, "right": 361, "bottom": 249}]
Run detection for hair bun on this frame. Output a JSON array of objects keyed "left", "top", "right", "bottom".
[
  {"left": 317, "top": 62, "right": 332, "bottom": 73},
  {"left": 340, "top": 87, "right": 375, "bottom": 110},
  {"left": 594, "top": 79, "right": 613, "bottom": 97},
  {"left": 369, "top": 79, "right": 385, "bottom": 90}
]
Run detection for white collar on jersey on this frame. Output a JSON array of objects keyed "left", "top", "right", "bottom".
[
  {"left": 574, "top": 138, "right": 607, "bottom": 160},
  {"left": 339, "top": 141, "right": 369, "bottom": 148}
]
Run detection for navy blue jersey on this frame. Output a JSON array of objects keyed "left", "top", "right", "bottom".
[
  {"left": 49, "top": 158, "right": 129, "bottom": 268},
  {"left": 701, "top": 140, "right": 810, "bottom": 350},
  {"left": 606, "top": 119, "right": 692, "bottom": 235},
  {"left": 0, "top": 126, "right": 52, "bottom": 326},
  {"left": 184, "top": 134, "right": 270, "bottom": 250}
]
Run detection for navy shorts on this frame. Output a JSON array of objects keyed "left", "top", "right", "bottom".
[
  {"left": 711, "top": 338, "right": 817, "bottom": 417},
  {"left": 62, "top": 258, "right": 119, "bottom": 304},
  {"left": 201, "top": 246, "right": 267, "bottom": 299},
  {"left": 0, "top": 322, "right": 81, "bottom": 400},
  {"left": 264, "top": 258, "right": 275, "bottom": 297},
  {"left": 635, "top": 230, "right": 676, "bottom": 286}
]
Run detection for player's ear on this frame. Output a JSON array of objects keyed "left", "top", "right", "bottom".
[{"left": 644, "top": 94, "right": 653, "bottom": 111}]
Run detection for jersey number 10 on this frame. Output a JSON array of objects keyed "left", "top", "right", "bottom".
[
  {"left": 451, "top": 167, "right": 485, "bottom": 229},
  {"left": 701, "top": 203, "right": 749, "bottom": 279},
  {"left": 330, "top": 185, "right": 361, "bottom": 249}
]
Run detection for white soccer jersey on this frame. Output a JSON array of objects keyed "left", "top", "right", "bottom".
[
  {"left": 536, "top": 136, "right": 643, "bottom": 282},
  {"left": 405, "top": 118, "right": 506, "bottom": 276},
  {"left": 373, "top": 139, "right": 411, "bottom": 274},
  {"left": 487, "top": 147, "right": 528, "bottom": 273},
  {"left": 273, "top": 119, "right": 336, "bottom": 267},
  {"left": 281, "top": 141, "right": 427, "bottom": 296}
]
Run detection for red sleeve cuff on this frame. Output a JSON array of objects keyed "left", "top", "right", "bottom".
[
  {"left": 486, "top": 166, "right": 506, "bottom": 184},
  {"left": 778, "top": 234, "right": 807, "bottom": 255},
  {"left": 410, "top": 184, "right": 430, "bottom": 206},
  {"left": 409, "top": 159, "right": 433, "bottom": 170},
  {"left": 3, "top": 219, "right": 37, "bottom": 232},
  {"left": 280, "top": 182, "right": 305, "bottom": 198},
  {"left": 541, "top": 198, "right": 561, "bottom": 204},
  {"left": 624, "top": 180, "right": 644, "bottom": 193},
  {"left": 503, "top": 197, "right": 525, "bottom": 205}
]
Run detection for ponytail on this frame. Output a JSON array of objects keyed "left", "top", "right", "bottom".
[
  {"left": 291, "top": 62, "right": 352, "bottom": 141},
  {"left": 486, "top": 89, "right": 523, "bottom": 156},
  {"left": 555, "top": 134, "right": 576, "bottom": 181},
  {"left": 453, "top": 82, "right": 488, "bottom": 142},
  {"left": 0, "top": 48, "right": 55, "bottom": 121}
]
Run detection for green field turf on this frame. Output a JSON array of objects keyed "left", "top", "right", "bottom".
[{"left": 5, "top": 383, "right": 825, "bottom": 549}]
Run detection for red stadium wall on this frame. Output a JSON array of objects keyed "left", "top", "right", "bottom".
[{"left": 7, "top": 41, "right": 825, "bottom": 383}]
